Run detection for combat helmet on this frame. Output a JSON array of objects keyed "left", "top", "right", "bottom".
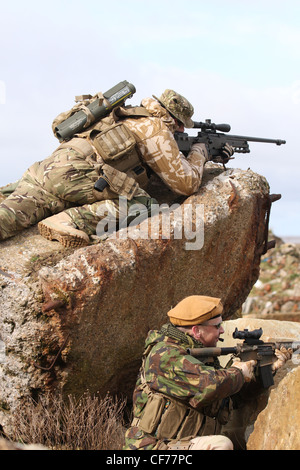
[{"left": 153, "top": 89, "right": 194, "bottom": 128}]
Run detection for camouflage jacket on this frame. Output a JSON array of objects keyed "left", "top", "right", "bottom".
[
  {"left": 10, "top": 98, "right": 205, "bottom": 204},
  {"left": 124, "top": 98, "right": 206, "bottom": 196},
  {"left": 123, "top": 323, "right": 245, "bottom": 450}
]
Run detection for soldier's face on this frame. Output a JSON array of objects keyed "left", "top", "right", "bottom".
[
  {"left": 193, "top": 316, "right": 224, "bottom": 347},
  {"left": 173, "top": 118, "right": 185, "bottom": 132},
  {"left": 176, "top": 122, "right": 185, "bottom": 132}
]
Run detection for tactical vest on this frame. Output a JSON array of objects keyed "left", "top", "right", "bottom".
[
  {"left": 134, "top": 385, "right": 205, "bottom": 441},
  {"left": 133, "top": 343, "right": 233, "bottom": 441},
  {"left": 54, "top": 105, "right": 151, "bottom": 201}
]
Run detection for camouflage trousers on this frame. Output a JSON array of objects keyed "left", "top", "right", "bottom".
[{"left": 0, "top": 148, "right": 153, "bottom": 241}]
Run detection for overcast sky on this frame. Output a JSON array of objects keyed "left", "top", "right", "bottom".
[{"left": 0, "top": 0, "right": 299, "bottom": 237}]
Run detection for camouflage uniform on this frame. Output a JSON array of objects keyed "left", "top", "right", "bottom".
[
  {"left": 123, "top": 323, "right": 245, "bottom": 450},
  {"left": 0, "top": 95, "right": 206, "bottom": 241},
  {"left": 63, "top": 97, "right": 205, "bottom": 238},
  {"left": 0, "top": 148, "right": 101, "bottom": 239}
]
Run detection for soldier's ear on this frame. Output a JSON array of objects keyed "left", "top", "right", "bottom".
[{"left": 191, "top": 325, "right": 202, "bottom": 340}]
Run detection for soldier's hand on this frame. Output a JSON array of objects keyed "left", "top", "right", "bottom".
[
  {"left": 271, "top": 347, "right": 293, "bottom": 372},
  {"left": 220, "top": 143, "right": 235, "bottom": 162},
  {"left": 232, "top": 359, "right": 257, "bottom": 382}
]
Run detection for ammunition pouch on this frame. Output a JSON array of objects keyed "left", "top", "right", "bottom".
[
  {"left": 90, "top": 122, "right": 149, "bottom": 190},
  {"left": 136, "top": 389, "right": 205, "bottom": 441},
  {"left": 135, "top": 388, "right": 233, "bottom": 442},
  {"left": 98, "top": 164, "right": 139, "bottom": 200}
]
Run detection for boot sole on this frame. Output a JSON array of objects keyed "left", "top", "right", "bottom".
[{"left": 38, "top": 221, "right": 89, "bottom": 248}]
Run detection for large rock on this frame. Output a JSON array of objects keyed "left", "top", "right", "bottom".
[
  {"left": 243, "top": 240, "right": 300, "bottom": 321},
  {"left": 0, "top": 166, "right": 274, "bottom": 430},
  {"left": 247, "top": 366, "right": 300, "bottom": 450}
]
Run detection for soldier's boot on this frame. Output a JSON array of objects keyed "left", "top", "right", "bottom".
[{"left": 38, "top": 212, "right": 90, "bottom": 248}]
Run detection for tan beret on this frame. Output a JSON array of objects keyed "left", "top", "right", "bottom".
[{"left": 167, "top": 295, "right": 223, "bottom": 326}]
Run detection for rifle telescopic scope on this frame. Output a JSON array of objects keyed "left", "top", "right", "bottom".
[
  {"left": 193, "top": 120, "right": 231, "bottom": 133},
  {"left": 233, "top": 328, "right": 263, "bottom": 340}
]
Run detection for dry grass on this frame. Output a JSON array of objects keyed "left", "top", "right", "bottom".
[{"left": 7, "top": 391, "right": 127, "bottom": 450}]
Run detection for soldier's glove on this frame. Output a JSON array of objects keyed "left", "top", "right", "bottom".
[
  {"left": 231, "top": 359, "right": 257, "bottom": 382},
  {"left": 219, "top": 143, "right": 235, "bottom": 163},
  {"left": 271, "top": 347, "right": 293, "bottom": 372},
  {"left": 191, "top": 143, "right": 209, "bottom": 162}
]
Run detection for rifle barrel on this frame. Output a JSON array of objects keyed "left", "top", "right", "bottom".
[
  {"left": 227, "top": 134, "right": 286, "bottom": 145},
  {"left": 187, "top": 347, "right": 237, "bottom": 357}
]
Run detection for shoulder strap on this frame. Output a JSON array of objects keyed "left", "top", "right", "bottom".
[{"left": 113, "top": 105, "right": 151, "bottom": 120}]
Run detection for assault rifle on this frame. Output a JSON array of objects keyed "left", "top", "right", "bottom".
[
  {"left": 188, "top": 328, "right": 300, "bottom": 389},
  {"left": 175, "top": 119, "right": 286, "bottom": 163}
]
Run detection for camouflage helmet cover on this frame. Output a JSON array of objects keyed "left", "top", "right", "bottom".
[{"left": 153, "top": 89, "right": 194, "bottom": 128}]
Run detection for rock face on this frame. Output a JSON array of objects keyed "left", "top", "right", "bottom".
[
  {"left": 247, "top": 366, "right": 300, "bottom": 450},
  {"left": 0, "top": 166, "right": 274, "bottom": 431},
  {"left": 243, "top": 240, "right": 300, "bottom": 322}
]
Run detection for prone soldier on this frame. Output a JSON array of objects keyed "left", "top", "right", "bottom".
[{"left": 0, "top": 86, "right": 234, "bottom": 247}]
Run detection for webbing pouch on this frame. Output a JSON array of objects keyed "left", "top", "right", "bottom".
[
  {"left": 138, "top": 394, "right": 167, "bottom": 434},
  {"left": 91, "top": 123, "right": 149, "bottom": 189},
  {"left": 156, "top": 400, "right": 188, "bottom": 439},
  {"left": 101, "top": 164, "right": 139, "bottom": 200},
  {"left": 91, "top": 123, "right": 137, "bottom": 165},
  {"left": 176, "top": 409, "right": 205, "bottom": 439}
]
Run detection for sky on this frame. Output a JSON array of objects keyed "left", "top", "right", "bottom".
[{"left": 0, "top": 0, "right": 299, "bottom": 238}]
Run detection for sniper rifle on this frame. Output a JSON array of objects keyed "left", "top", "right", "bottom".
[{"left": 175, "top": 119, "right": 286, "bottom": 164}]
